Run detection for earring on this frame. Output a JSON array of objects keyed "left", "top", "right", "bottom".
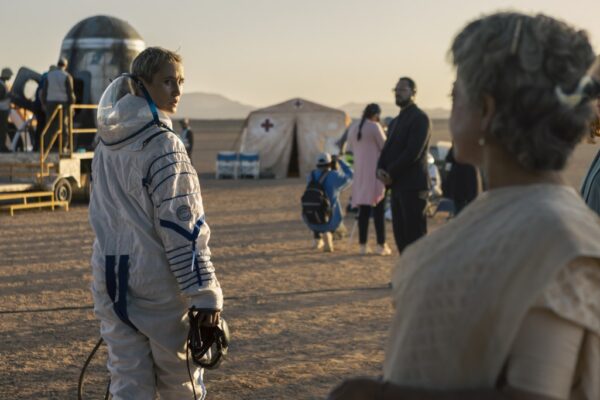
[{"left": 478, "top": 137, "right": 486, "bottom": 146}]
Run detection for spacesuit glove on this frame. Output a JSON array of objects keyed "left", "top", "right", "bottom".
[{"left": 188, "top": 307, "right": 221, "bottom": 327}]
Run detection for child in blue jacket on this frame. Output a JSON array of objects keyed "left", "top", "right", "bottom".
[{"left": 303, "top": 152, "right": 353, "bottom": 252}]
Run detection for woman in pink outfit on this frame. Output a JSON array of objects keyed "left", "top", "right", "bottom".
[{"left": 347, "top": 103, "right": 391, "bottom": 255}]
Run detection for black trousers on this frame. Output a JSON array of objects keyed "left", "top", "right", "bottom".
[
  {"left": 358, "top": 199, "right": 386, "bottom": 245},
  {"left": 390, "top": 189, "right": 428, "bottom": 253}
]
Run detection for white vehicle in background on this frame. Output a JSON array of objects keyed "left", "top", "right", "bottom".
[
  {"left": 427, "top": 140, "right": 456, "bottom": 218},
  {"left": 429, "top": 140, "right": 452, "bottom": 181},
  {"left": 428, "top": 152, "right": 442, "bottom": 198}
]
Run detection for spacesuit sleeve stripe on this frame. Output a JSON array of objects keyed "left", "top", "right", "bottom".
[
  {"left": 150, "top": 172, "right": 196, "bottom": 196},
  {"left": 194, "top": 263, "right": 214, "bottom": 270},
  {"left": 159, "top": 219, "right": 194, "bottom": 241},
  {"left": 172, "top": 263, "right": 192, "bottom": 273},
  {"left": 159, "top": 217, "right": 204, "bottom": 240},
  {"left": 168, "top": 251, "right": 191, "bottom": 262},
  {"left": 146, "top": 151, "right": 187, "bottom": 178},
  {"left": 157, "top": 192, "right": 201, "bottom": 208},
  {"left": 170, "top": 257, "right": 193, "bottom": 268},
  {"left": 176, "top": 270, "right": 214, "bottom": 281},
  {"left": 172, "top": 262, "right": 213, "bottom": 273},
  {"left": 149, "top": 160, "right": 195, "bottom": 182},
  {"left": 175, "top": 270, "right": 194, "bottom": 279},
  {"left": 178, "top": 274, "right": 200, "bottom": 285},
  {"left": 165, "top": 244, "right": 190, "bottom": 254},
  {"left": 181, "top": 278, "right": 213, "bottom": 291}
]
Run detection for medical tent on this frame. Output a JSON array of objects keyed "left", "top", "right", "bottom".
[{"left": 239, "top": 98, "right": 350, "bottom": 178}]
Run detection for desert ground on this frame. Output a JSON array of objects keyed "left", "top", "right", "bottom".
[{"left": 1, "top": 119, "right": 599, "bottom": 399}]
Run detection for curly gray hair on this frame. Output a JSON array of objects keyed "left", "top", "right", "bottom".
[{"left": 450, "top": 12, "right": 596, "bottom": 170}]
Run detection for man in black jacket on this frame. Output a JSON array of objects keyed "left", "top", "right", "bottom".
[
  {"left": 442, "top": 145, "right": 481, "bottom": 215},
  {"left": 377, "top": 77, "right": 430, "bottom": 253}
]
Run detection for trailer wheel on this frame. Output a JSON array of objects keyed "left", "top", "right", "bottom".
[{"left": 54, "top": 178, "right": 73, "bottom": 204}]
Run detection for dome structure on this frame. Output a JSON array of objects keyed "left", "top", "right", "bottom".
[
  {"left": 63, "top": 15, "right": 143, "bottom": 41},
  {"left": 60, "top": 15, "right": 145, "bottom": 104}
]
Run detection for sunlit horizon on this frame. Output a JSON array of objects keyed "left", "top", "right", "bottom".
[{"left": 2, "top": 0, "right": 599, "bottom": 111}]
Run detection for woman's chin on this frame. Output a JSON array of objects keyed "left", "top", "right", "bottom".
[{"left": 160, "top": 105, "right": 177, "bottom": 114}]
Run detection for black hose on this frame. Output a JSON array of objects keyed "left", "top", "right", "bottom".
[{"left": 78, "top": 337, "right": 105, "bottom": 400}]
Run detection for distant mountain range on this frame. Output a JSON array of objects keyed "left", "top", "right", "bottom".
[
  {"left": 175, "top": 92, "right": 255, "bottom": 119},
  {"left": 339, "top": 102, "right": 450, "bottom": 120},
  {"left": 175, "top": 92, "right": 450, "bottom": 120}
]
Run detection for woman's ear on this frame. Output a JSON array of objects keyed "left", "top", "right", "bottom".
[{"left": 480, "top": 94, "right": 496, "bottom": 133}]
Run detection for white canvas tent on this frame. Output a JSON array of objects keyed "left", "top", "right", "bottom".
[{"left": 239, "top": 98, "right": 350, "bottom": 178}]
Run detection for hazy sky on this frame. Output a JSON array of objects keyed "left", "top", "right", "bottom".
[{"left": 2, "top": 0, "right": 599, "bottom": 110}]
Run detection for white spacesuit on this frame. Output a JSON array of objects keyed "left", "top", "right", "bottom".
[{"left": 89, "top": 76, "right": 223, "bottom": 400}]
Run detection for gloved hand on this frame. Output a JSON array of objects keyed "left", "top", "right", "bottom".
[
  {"left": 194, "top": 309, "right": 220, "bottom": 327},
  {"left": 187, "top": 307, "right": 229, "bottom": 369}
]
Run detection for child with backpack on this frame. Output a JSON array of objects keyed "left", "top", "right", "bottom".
[{"left": 301, "top": 152, "right": 353, "bottom": 252}]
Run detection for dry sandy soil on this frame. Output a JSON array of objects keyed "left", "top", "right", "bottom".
[{"left": 1, "top": 119, "right": 599, "bottom": 399}]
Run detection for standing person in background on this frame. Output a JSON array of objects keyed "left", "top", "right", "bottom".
[
  {"left": 382, "top": 116, "right": 394, "bottom": 134},
  {"left": 302, "top": 152, "right": 353, "bottom": 252},
  {"left": 42, "top": 57, "right": 75, "bottom": 152},
  {"left": 377, "top": 77, "right": 431, "bottom": 253},
  {"left": 442, "top": 145, "right": 482, "bottom": 215},
  {"left": 346, "top": 103, "right": 391, "bottom": 256},
  {"left": 32, "top": 66, "right": 53, "bottom": 151},
  {"left": 0, "top": 67, "right": 13, "bottom": 152},
  {"left": 179, "top": 118, "right": 194, "bottom": 158},
  {"left": 581, "top": 95, "right": 600, "bottom": 213}
]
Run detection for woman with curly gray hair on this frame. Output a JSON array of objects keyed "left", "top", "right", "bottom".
[{"left": 328, "top": 12, "right": 600, "bottom": 400}]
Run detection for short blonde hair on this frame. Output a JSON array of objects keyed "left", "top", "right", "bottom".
[{"left": 131, "top": 47, "right": 182, "bottom": 83}]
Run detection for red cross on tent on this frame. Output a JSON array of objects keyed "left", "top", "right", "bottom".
[
  {"left": 294, "top": 99, "right": 303, "bottom": 108},
  {"left": 261, "top": 118, "right": 274, "bottom": 132}
]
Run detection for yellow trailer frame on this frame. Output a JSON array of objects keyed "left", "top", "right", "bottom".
[
  {"left": 0, "top": 104, "right": 97, "bottom": 216},
  {"left": 0, "top": 191, "right": 69, "bottom": 216}
]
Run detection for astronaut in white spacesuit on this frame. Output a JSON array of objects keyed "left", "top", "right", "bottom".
[{"left": 89, "top": 47, "right": 223, "bottom": 400}]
